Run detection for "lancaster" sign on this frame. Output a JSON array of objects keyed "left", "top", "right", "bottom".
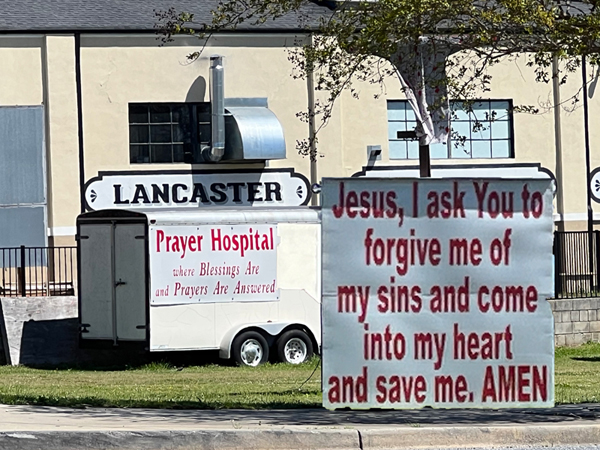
[{"left": 84, "top": 169, "right": 311, "bottom": 211}]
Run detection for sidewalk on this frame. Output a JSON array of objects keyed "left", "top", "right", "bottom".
[{"left": 1, "top": 404, "right": 600, "bottom": 449}]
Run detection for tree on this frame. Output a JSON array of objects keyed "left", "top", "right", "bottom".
[{"left": 158, "top": 1, "right": 600, "bottom": 175}]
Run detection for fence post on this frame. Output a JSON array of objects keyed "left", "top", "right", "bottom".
[
  {"left": 554, "top": 233, "right": 560, "bottom": 298},
  {"left": 19, "top": 245, "right": 25, "bottom": 297},
  {"left": 595, "top": 231, "right": 600, "bottom": 292}
]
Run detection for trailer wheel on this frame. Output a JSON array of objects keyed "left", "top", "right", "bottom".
[
  {"left": 277, "top": 330, "right": 313, "bottom": 364},
  {"left": 232, "top": 331, "right": 269, "bottom": 367}
]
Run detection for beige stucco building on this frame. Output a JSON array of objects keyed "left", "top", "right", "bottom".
[{"left": 0, "top": 0, "right": 596, "bottom": 253}]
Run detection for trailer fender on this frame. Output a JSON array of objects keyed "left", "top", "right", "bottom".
[{"left": 219, "top": 322, "right": 311, "bottom": 359}]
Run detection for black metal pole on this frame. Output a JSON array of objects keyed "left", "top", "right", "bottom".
[
  {"left": 419, "top": 136, "right": 431, "bottom": 178},
  {"left": 397, "top": 129, "right": 431, "bottom": 177},
  {"left": 19, "top": 245, "right": 26, "bottom": 297},
  {"left": 582, "top": 55, "right": 595, "bottom": 290},
  {"left": 75, "top": 33, "right": 86, "bottom": 214}
]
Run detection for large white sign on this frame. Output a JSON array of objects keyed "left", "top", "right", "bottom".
[
  {"left": 149, "top": 223, "right": 278, "bottom": 305},
  {"left": 84, "top": 169, "right": 310, "bottom": 211},
  {"left": 354, "top": 163, "right": 553, "bottom": 180},
  {"left": 322, "top": 178, "right": 554, "bottom": 409}
]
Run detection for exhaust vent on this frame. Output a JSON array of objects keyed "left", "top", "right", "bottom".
[
  {"left": 203, "top": 55, "right": 225, "bottom": 162},
  {"left": 202, "top": 57, "right": 286, "bottom": 162},
  {"left": 224, "top": 98, "right": 286, "bottom": 161}
]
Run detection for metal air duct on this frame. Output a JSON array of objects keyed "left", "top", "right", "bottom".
[{"left": 203, "top": 55, "right": 226, "bottom": 162}]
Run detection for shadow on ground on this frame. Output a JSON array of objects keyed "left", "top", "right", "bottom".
[
  {"left": 18, "top": 318, "right": 221, "bottom": 370},
  {"left": 3, "top": 403, "right": 600, "bottom": 427}
]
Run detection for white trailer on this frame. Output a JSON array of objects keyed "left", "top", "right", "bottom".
[{"left": 76, "top": 207, "right": 321, "bottom": 366}]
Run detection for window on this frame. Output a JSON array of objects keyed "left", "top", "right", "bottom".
[
  {"left": 387, "top": 100, "right": 514, "bottom": 160},
  {"left": 129, "top": 103, "right": 211, "bottom": 164},
  {"left": 0, "top": 106, "right": 47, "bottom": 248}
]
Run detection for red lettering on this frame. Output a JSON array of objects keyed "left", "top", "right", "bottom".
[
  {"left": 533, "top": 365, "right": 547, "bottom": 401},
  {"left": 478, "top": 285, "right": 536, "bottom": 313},
  {"left": 455, "top": 375, "right": 468, "bottom": 402},
  {"left": 482, "top": 366, "right": 497, "bottom": 402},
  {"left": 517, "top": 365, "right": 531, "bottom": 402},
  {"left": 521, "top": 185, "right": 530, "bottom": 218},
  {"left": 385, "top": 191, "right": 397, "bottom": 218},
  {"left": 414, "top": 376, "right": 426, "bottom": 403},
  {"left": 327, "top": 368, "right": 368, "bottom": 404},
  {"left": 374, "top": 374, "right": 428, "bottom": 403},
  {"left": 360, "top": 191, "right": 370, "bottom": 218},
  {"left": 453, "top": 324, "right": 513, "bottom": 360},
  {"left": 156, "top": 229, "right": 164, "bottom": 252},
  {"left": 376, "top": 376, "right": 386, "bottom": 403},
  {"left": 474, "top": 181, "right": 488, "bottom": 218},
  {"left": 474, "top": 182, "right": 515, "bottom": 219},
  {"left": 532, "top": 191, "right": 543, "bottom": 218},
  {"left": 332, "top": 182, "right": 345, "bottom": 218},
  {"left": 346, "top": 191, "right": 358, "bottom": 218},
  {"left": 498, "top": 365, "right": 515, "bottom": 402}
]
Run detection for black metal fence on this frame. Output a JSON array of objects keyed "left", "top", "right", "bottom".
[
  {"left": 0, "top": 236, "right": 594, "bottom": 299},
  {"left": 554, "top": 231, "right": 600, "bottom": 299},
  {"left": 0, "top": 246, "right": 76, "bottom": 297}
]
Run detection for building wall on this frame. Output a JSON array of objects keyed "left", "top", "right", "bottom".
[
  {"left": 0, "top": 36, "right": 43, "bottom": 106},
  {"left": 1, "top": 32, "right": 599, "bottom": 243},
  {"left": 79, "top": 34, "right": 311, "bottom": 174},
  {"left": 43, "top": 35, "right": 80, "bottom": 243}
]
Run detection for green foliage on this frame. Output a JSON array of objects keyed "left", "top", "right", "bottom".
[
  {"left": 157, "top": 1, "right": 600, "bottom": 159},
  {"left": 137, "top": 360, "right": 176, "bottom": 371}
]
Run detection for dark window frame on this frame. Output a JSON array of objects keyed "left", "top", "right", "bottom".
[
  {"left": 387, "top": 99, "right": 515, "bottom": 160},
  {"left": 128, "top": 103, "right": 211, "bottom": 164}
]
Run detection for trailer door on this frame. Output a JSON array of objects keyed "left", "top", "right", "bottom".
[
  {"left": 79, "top": 221, "right": 147, "bottom": 343},
  {"left": 79, "top": 224, "right": 113, "bottom": 340},
  {"left": 114, "top": 223, "right": 147, "bottom": 341}
]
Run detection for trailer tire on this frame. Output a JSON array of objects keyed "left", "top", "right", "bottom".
[
  {"left": 276, "top": 330, "right": 313, "bottom": 364},
  {"left": 232, "top": 331, "right": 269, "bottom": 367}
]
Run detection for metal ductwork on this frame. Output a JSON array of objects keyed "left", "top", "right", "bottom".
[
  {"left": 201, "top": 55, "right": 286, "bottom": 162},
  {"left": 224, "top": 99, "right": 286, "bottom": 161},
  {"left": 203, "top": 55, "right": 226, "bottom": 162}
]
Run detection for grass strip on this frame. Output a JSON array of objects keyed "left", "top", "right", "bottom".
[
  {"left": 0, "top": 343, "right": 597, "bottom": 408},
  {"left": 0, "top": 359, "right": 323, "bottom": 409},
  {"left": 555, "top": 342, "right": 600, "bottom": 404}
]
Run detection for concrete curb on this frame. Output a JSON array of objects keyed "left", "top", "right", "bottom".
[
  {"left": 0, "top": 429, "right": 359, "bottom": 450},
  {"left": 2, "top": 423, "right": 600, "bottom": 450},
  {"left": 362, "top": 423, "right": 600, "bottom": 449}
]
